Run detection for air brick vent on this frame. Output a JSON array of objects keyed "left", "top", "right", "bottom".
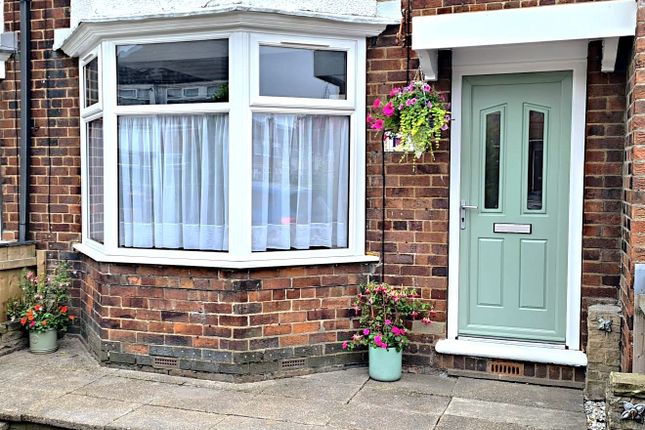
[
  {"left": 281, "top": 358, "right": 306, "bottom": 369},
  {"left": 488, "top": 360, "right": 523, "bottom": 376},
  {"left": 153, "top": 357, "right": 179, "bottom": 369}
]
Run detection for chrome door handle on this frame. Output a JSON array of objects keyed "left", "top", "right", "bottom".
[{"left": 460, "top": 201, "right": 478, "bottom": 230}]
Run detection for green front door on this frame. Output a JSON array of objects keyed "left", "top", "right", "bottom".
[{"left": 459, "top": 72, "right": 572, "bottom": 343}]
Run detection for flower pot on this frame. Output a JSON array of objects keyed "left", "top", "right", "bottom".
[
  {"left": 369, "top": 346, "right": 402, "bottom": 382},
  {"left": 29, "top": 328, "right": 58, "bottom": 354}
]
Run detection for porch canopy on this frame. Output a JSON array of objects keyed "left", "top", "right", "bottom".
[{"left": 412, "top": 0, "right": 637, "bottom": 81}]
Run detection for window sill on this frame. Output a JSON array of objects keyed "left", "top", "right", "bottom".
[
  {"left": 435, "top": 338, "right": 587, "bottom": 367},
  {"left": 73, "top": 242, "right": 380, "bottom": 269}
]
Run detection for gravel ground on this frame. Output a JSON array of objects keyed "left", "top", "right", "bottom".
[{"left": 585, "top": 401, "right": 607, "bottom": 430}]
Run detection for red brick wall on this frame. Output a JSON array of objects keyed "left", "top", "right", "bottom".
[{"left": 620, "top": 6, "right": 645, "bottom": 372}]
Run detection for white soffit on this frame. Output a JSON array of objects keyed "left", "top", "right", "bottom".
[{"left": 412, "top": 0, "right": 637, "bottom": 80}]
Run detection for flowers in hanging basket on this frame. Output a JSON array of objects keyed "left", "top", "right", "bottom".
[
  {"left": 6, "top": 262, "right": 76, "bottom": 333},
  {"left": 342, "top": 282, "right": 434, "bottom": 353},
  {"left": 367, "top": 81, "right": 451, "bottom": 160}
]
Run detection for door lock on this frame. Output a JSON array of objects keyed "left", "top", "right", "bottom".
[{"left": 460, "top": 200, "right": 478, "bottom": 230}]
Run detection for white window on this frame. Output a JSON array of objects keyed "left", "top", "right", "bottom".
[{"left": 79, "top": 32, "right": 370, "bottom": 268}]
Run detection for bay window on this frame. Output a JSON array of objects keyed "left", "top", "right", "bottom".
[{"left": 78, "top": 31, "right": 369, "bottom": 268}]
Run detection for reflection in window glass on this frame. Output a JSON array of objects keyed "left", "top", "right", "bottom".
[
  {"left": 88, "top": 119, "right": 104, "bottom": 243},
  {"left": 251, "top": 114, "right": 349, "bottom": 251},
  {"left": 117, "top": 39, "right": 229, "bottom": 105},
  {"left": 484, "top": 111, "right": 501, "bottom": 210},
  {"left": 260, "top": 46, "right": 347, "bottom": 100},
  {"left": 527, "top": 111, "right": 545, "bottom": 210},
  {"left": 84, "top": 58, "right": 99, "bottom": 107}
]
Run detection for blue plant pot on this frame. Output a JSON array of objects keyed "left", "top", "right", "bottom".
[{"left": 368, "top": 346, "right": 402, "bottom": 382}]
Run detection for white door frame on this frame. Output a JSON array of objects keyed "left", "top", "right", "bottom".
[{"left": 438, "top": 40, "right": 588, "bottom": 366}]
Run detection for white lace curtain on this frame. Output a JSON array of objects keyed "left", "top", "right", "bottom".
[
  {"left": 251, "top": 114, "right": 349, "bottom": 251},
  {"left": 118, "top": 114, "right": 229, "bottom": 250}
]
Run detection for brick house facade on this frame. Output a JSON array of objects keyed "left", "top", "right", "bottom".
[{"left": 0, "top": 0, "right": 641, "bottom": 383}]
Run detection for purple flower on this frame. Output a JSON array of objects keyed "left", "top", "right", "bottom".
[
  {"left": 445, "top": 114, "right": 451, "bottom": 121},
  {"left": 384, "top": 319, "right": 392, "bottom": 326},
  {"left": 406, "top": 98, "right": 417, "bottom": 107},
  {"left": 363, "top": 328, "right": 370, "bottom": 336},
  {"left": 441, "top": 124, "right": 449, "bottom": 131},
  {"left": 398, "top": 103, "right": 404, "bottom": 111},
  {"left": 427, "top": 101, "right": 433, "bottom": 108},
  {"left": 423, "top": 84, "right": 431, "bottom": 92}
]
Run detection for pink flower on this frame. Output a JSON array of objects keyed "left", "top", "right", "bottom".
[
  {"left": 363, "top": 328, "right": 370, "bottom": 336},
  {"left": 423, "top": 84, "right": 431, "bottom": 92},
  {"left": 422, "top": 317, "right": 432, "bottom": 325},
  {"left": 427, "top": 101, "right": 433, "bottom": 108},
  {"left": 373, "top": 98, "right": 382, "bottom": 109},
  {"left": 389, "top": 87, "right": 401, "bottom": 97},
  {"left": 380, "top": 342, "right": 388, "bottom": 349},
  {"left": 374, "top": 335, "right": 382, "bottom": 344},
  {"left": 371, "top": 119, "right": 384, "bottom": 130},
  {"left": 439, "top": 94, "right": 446, "bottom": 102},
  {"left": 384, "top": 319, "right": 392, "bottom": 326},
  {"left": 398, "top": 104, "right": 404, "bottom": 111},
  {"left": 405, "top": 98, "right": 417, "bottom": 107},
  {"left": 441, "top": 124, "right": 449, "bottom": 131},
  {"left": 366, "top": 114, "right": 374, "bottom": 124},
  {"left": 382, "top": 102, "right": 395, "bottom": 118},
  {"left": 445, "top": 114, "right": 451, "bottom": 121},
  {"left": 411, "top": 311, "right": 419, "bottom": 319},
  {"left": 342, "top": 341, "right": 349, "bottom": 350},
  {"left": 29, "top": 321, "right": 35, "bottom": 328},
  {"left": 392, "top": 326, "right": 405, "bottom": 336}
]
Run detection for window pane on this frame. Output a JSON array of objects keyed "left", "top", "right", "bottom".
[
  {"left": 117, "top": 40, "right": 229, "bottom": 105},
  {"left": 484, "top": 111, "right": 501, "bottom": 210},
  {"left": 88, "top": 119, "right": 104, "bottom": 243},
  {"left": 118, "top": 114, "right": 229, "bottom": 251},
  {"left": 84, "top": 58, "right": 99, "bottom": 107},
  {"left": 252, "top": 114, "right": 349, "bottom": 251},
  {"left": 527, "top": 111, "right": 545, "bottom": 210},
  {"left": 260, "top": 46, "right": 347, "bottom": 100}
]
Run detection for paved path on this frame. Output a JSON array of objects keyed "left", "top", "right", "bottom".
[{"left": 0, "top": 338, "right": 586, "bottom": 429}]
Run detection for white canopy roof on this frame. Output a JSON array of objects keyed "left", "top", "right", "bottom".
[{"left": 412, "top": 0, "right": 637, "bottom": 80}]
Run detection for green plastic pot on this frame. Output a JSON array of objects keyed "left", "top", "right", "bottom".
[
  {"left": 29, "top": 328, "right": 58, "bottom": 354},
  {"left": 368, "top": 345, "right": 402, "bottom": 382}
]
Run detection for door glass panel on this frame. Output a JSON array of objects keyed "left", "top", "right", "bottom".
[
  {"left": 484, "top": 111, "right": 501, "bottom": 209},
  {"left": 527, "top": 111, "right": 545, "bottom": 210}
]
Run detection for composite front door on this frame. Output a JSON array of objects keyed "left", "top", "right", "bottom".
[{"left": 458, "top": 72, "right": 572, "bottom": 343}]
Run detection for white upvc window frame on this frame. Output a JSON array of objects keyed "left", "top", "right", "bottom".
[{"left": 77, "top": 30, "right": 374, "bottom": 269}]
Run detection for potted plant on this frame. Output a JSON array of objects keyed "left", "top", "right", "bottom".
[
  {"left": 367, "top": 81, "right": 451, "bottom": 160},
  {"left": 6, "top": 262, "right": 76, "bottom": 354},
  {"left": 342, "top": 282, "right": 433, "bottom": 382}
]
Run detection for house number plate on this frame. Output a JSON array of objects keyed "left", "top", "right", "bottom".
[{"left": 493, "top": 223, "right": 532, "bottom": 234}]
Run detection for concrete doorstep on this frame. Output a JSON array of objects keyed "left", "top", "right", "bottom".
[{"left": 0, "top": 337, "right": 587, "bottom": 430}]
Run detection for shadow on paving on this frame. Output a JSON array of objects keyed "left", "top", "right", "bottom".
[{"left": 0, "top": 337, "right": 587, "bottom": 430}]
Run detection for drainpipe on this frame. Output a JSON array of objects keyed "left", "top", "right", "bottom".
[{"left": 18, "top": 0, "right": 31, "bottom": 243}]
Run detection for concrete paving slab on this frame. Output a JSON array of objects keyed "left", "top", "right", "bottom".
[
  {"left": 435, "top": 414, "right": 534, "bottom": 430},
  {"left": 241, "top": 394, "right": 339, "bottom": 426},
  {"left": 349, "top": 385, "right": 451, "bottom": 415},
  {"left": 452, "top": 377, "right": 584, "bottom": 412},
  {"left": 107, "top": 405, "right": 226, "bottom": 430},
  {"left": 214, "top": 416, "right": 330, "bottom": 430},
  {"left": 258, "top": 377, "right": 362, "bottom": 403},
  {"left": 296, "top": 367, "right": 369, "bottom": 386},
  {"left": 0, "top": 385, "right": 68, "bottom": 422},
  {"left": 112, "top": 369, "right": 189, "bottom": 386},
  {"left": 73, "top": 375, "right": 170, "bottom": 404},
  {"left": 365, "top": 372, "right": 457, "bottom": 397},
  {"left": 149, "top": 384, "right": 255, "bottom": 415},
  {"left": 328, "top": 404, "right": 439, "bottom": 430},
  {"left": 182, "top": 377, "right": 274, "bottom": 394},
  {"left": 445, "top": 397, "right": 586, "bottom": 430},
  {"left": 22, "top": 394, "right": 139, "bottom": 430}
]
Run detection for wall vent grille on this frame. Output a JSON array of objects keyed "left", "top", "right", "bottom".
[
  {"left": 153, "top": 357, "right": 179, "bottom": 369},
  {"left": 281, "top": 358, "right": 306, "bottom": 369},
  {"left": 488, "top": 360, "right": 523, "bottom": 376}
]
